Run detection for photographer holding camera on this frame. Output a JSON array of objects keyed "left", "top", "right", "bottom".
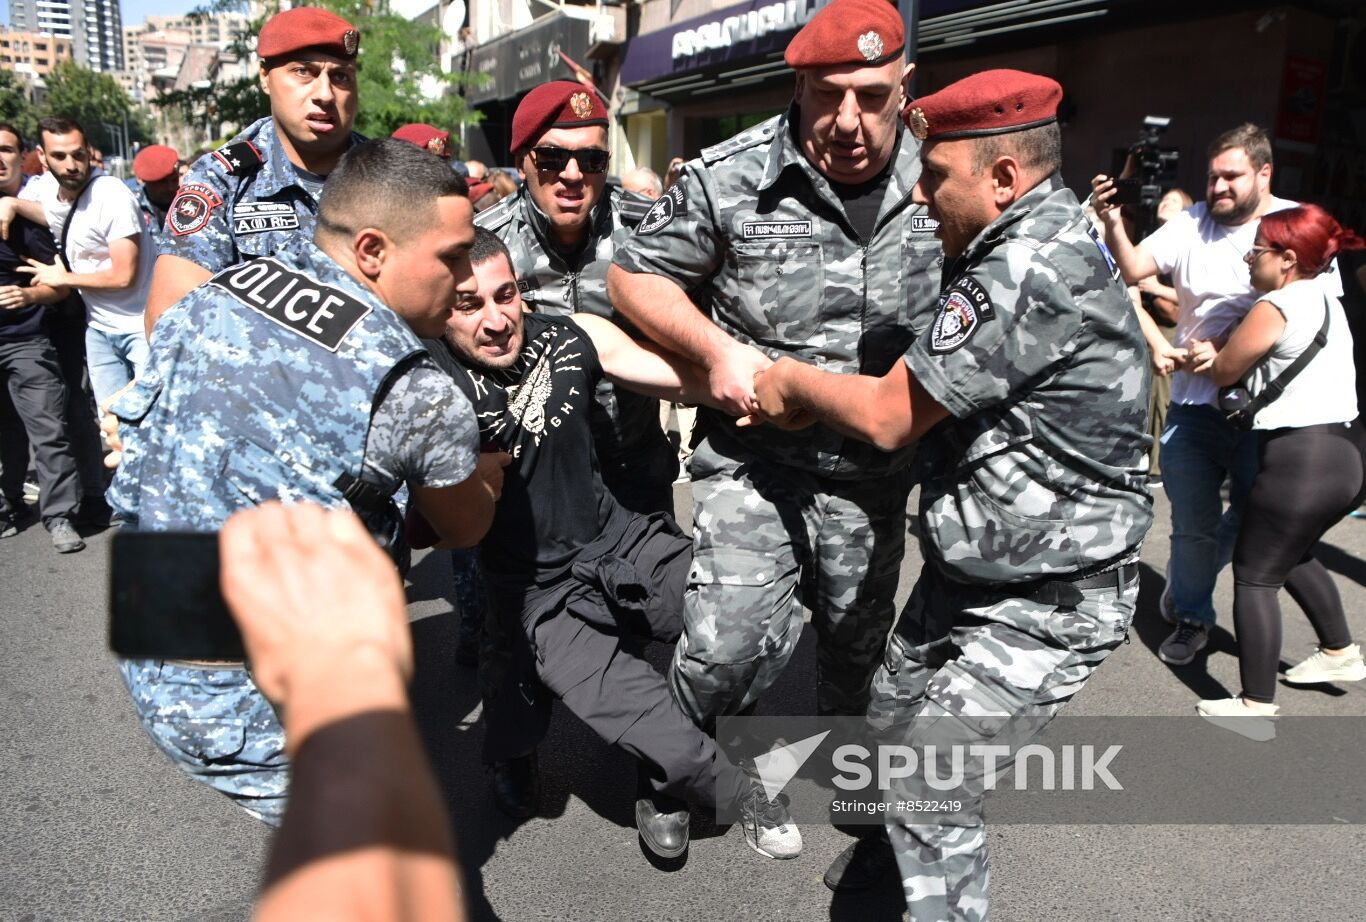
[
  {"left": 1092, "top": 123, "right": 1341, "bottom": 667},
  {"left": 1183, "top": 204, "right": 1366, "bottom": 729}
]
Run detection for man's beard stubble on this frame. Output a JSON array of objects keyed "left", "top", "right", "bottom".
[{"left": 1208, "top": 190, "right": 1260, "bottom": 227}]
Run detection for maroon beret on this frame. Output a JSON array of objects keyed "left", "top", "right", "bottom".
[
  {"left": 785, "top": 0, "right": 904, "bottom": 70},
  {"left": 392, "top": 123, "right": 451, "bottom": 159},
  {"left": 133, "top": 145, "right": 180, "bottom": 182},
  {"left": 904, "top": 69, "right": 1063, "bottom": 141},
  {"left": 510, "top": 80, "right": 608, "bottom": 153},
  {"left": 258, "top": 7, "right": 359, "bottom": 61}
]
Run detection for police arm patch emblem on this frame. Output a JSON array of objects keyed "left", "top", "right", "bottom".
[
  {"left": 637, "top": 183, "right": 686, "bottom": 236},
  {"left": 209, "top": 258, "right": 372, "bottom": 352},
  {"left": 929, "top": 276, "right": 995, "bottom": 354},
  {"left": 168, "top": 182, "right": 224, "bottom": 236}
]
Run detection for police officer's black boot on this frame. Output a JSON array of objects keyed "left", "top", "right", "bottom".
[
  {"left": 487, "top": 751, "right": 539, "bottom": 819},
  {"left": 634, "top": 763, "right": 690, "bottom": 859},
  {"left": 823, "top": 828, "right": 897, "bottom": 892}
]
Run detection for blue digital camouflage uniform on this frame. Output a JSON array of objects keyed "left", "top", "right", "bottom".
[
  {"left": 612, "top": 105, "right": 943, "bottom": 721},
  {"left": 108, "top": 236, "right": 478, "bottom": 824},
  {"left": 160, "top": 117, "right": 363, "bottom": 272},
  {"left": 873, "top": 175, "right": 1154, "bottom": 921},
  {"left": 131, "top": 181, "right": 170, "bottom": 251}
]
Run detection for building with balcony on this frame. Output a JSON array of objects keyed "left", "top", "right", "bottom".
[
  {"left": 7, "top": 0, "right": 124, "bottom": 71},
  {"left": 0, "top": 27, "right": 74, "bottom": 76}
]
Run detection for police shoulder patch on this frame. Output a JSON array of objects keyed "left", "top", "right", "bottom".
[
  {"left": 929, "top": 275, "right": 995, "bottom": 355},
  {"left": 211, "top": 140, "right": 265, "bottom": 176},
  {"left": 209, "top": 258, "right": 373, "bottom": 352},
  {"left": 168, "top": 182, "right": 224, "bottom": 236},
  {"left": 636, "top": 183, "right": 687, "bottom": 236}
]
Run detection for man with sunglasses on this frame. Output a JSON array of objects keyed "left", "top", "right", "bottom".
[
  {"left": 608, "top": 0, "right": 942, "bottom": 733},
  {"left": 476, "top": 80, "right": 677, "bottom": 518},
  {"left": 141, "top": 7, "right": 365, "bottom": 336}
]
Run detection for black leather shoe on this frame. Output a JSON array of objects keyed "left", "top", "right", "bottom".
[
  {"left": 487, "top": 752, "right": 539, "bottom": 819},
  {"left": 635, "top": 798, "right": 690, "bottom": 858},
  {"left": 823, "top": 831, "right": 897, "bottom": 892}
]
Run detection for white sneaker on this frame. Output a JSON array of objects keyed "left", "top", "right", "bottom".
[
  {"left": 1196, "top": 697, "right": 1279, "bottom": 742},
  {"left": 1284, "top": 644, "right": 1366, "bottom": 685},
  {"left": 739, "top": 785, "right": 802, "bottom": 859}
]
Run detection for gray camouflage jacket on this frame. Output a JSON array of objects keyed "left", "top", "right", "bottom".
[
  {"left": 905, "top": 176, "right": 1154, "bottom": 585},
  {"left": 612, "top": 104, "right": 942, "bottom": 479}
]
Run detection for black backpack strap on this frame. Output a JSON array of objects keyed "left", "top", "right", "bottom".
[
  {"left": 333, "top": 471, "right": 393, "bottom": 514},
  {"left": 1244, "top": 294, "right": 1332, "bottom": 418},
  {"left": 57, "top": 178, "right": 95, "bottom": 271}
]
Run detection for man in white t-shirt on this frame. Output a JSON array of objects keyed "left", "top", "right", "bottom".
[
  {"left": 1092, "top": 123, "right": 1341, "bottom": 666},
  {"left": 15, "top": 117, "right": 153, "bottom": 404}
]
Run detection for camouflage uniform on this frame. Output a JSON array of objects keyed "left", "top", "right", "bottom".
[
  {"left": 131, "top": 182, "right": 170, "bottom": 251},
  {"left": 108, "top": 237, "right": 479, "bottom": 824},
  {"left": 612, "top": 106, "right": 942, "bottom": 721},
  {"left": 476, "top": 183, "right": 676, "bottom": 513},
  {"left": 161, "top": 117, "right": 363, "bottom": 272},
  {"left": 874, "top": 176, "right": 1153, "bottom": 920}
]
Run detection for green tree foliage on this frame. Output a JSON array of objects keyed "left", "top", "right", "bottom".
[
  {"left": 156, "top": 0, "right": 482, "bottom": 147},
  {"left": 42, "top": 60, "right": 153, "bottom": 152},
  {"left": 0, "top": 70, "right": 41, "bottom": 143}
]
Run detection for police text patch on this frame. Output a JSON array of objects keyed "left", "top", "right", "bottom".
[
  {"left": 168, "top": 183, "right": 223, "bottom": 236},
  {"left": 929, "top": 276, "right": 995, "bottom": 354},
  {"left": 209, "top": 259, "right": 372, "bottom": 352},
  {"left": 912, "top": 216, "right": 940, "bottom": 234},
  {"left": 637, "top": 184, "right": 686, "bottom": 236},
  {"left": 742, "top": 221, "right": 812, "bottom": 239},
  {"left": 232, "top": 201, "right": 301, "bottom": 236}
]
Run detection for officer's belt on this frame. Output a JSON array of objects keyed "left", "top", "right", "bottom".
[{"left": 1019, "top": 562, "right": 1139, "bottom": 608}]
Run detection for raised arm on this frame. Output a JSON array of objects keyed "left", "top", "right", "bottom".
[
  {"left": 573, "top": 312, "right": 714, "bottom": 407},
  {"left": 1090, "top": 175, "right": 1159, "bottom": 284}
]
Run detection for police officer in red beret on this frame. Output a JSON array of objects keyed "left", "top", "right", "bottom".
[
  {"left": 130, "top": 144, "right": 180, "bottom": 245},
  {"left": 392, "top": 123, "right": 452, "bottom": 159},
  {"left": 607, "top": 0, "right": 943, "bottom": 861},
  {"left": 144, "top": 6, "right": 365, "bottom": 334},
  {"left": 746, "top": 69, "right": 1154, "bottom": 918}
]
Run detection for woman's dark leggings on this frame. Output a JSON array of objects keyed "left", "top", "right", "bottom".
[{"left": 1232, "top": 420, "right": 1366, "bottom": 703}]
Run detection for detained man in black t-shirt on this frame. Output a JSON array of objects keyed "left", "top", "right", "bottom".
[{"left": 420, "top": 228, "right": 801, "bottom": 862}]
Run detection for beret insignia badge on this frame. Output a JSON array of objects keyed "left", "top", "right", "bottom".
[
  {"left": 569, "top": 92, "right": 594, "bottom": 119},
  {"left": 343, "top": 30, "right": 359, "bottom": 55},
  {"left": 907, "top": 106, "right": 929, "bottom": 140},
  {"left": 857, "top": 31, "right": 884, "bottom": 63},
  {"left": 426, "top": 136, "right": 449, "bottom": 157}
]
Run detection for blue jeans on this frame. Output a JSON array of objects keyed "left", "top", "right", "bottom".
[
  {"left": 119, "top": 658, "right": 288, "bottom": 825},
  {"left": 85, "top": 327, "right": 149, "bottom": 405},
  {"left": 1160, "top": 403, "right": 1259, "bottom": 627}
]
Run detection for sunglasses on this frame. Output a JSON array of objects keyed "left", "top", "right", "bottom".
[
  {"left": 531, "top": 146, "right": 610, "bottom": 174},
  {"left": 1243, "top": 245, "right": 1281, "bottom": 263}
]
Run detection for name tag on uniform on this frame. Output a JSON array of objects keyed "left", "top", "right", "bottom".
[
  {"left": 233, "top": 201, "right": 301, "bottom": 236},
  {"left": 912, "top": 216, "right": 940, "bottom": 234},
  {"left": 741, "top": 220, "right": 813, "bottom": 240},
  {"left": 210, "top": 258, "right": 372, "bottom": 352}
]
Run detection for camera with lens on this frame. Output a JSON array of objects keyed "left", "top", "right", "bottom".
[{"left": 1110, "top": 116, "right": 1180, "bottom": 216}]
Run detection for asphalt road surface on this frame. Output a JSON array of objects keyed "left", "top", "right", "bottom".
[{"left": 3, "top": 483, "right": 1364, "bottom": 921}]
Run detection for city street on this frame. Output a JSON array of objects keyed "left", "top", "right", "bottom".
[{"left": 3, "top": 483, "right": 1364, "bottom": 921}]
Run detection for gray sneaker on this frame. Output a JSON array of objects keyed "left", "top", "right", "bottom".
[
  {"left": 739, "top": 785, "right": 802, "bottom": 859},
  {"left": 1284, "top": 644, "right": 1366, "bottom": 685},
  {"left": 1159, "top": 621, "right": 1208, "bottom": 665},
  {"left": 48, "top": 518, "right": 85, "bottom": 554}
]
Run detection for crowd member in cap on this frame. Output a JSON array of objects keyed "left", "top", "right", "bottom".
[
  {"left": 608, "top": 0, "right": 941, "bottom": 770},
  {"left": 130, "top": 144, "right": 180, "bottom": 246},
  {"left": 392, "top": 123, "right": 451, "bottom": 160},
  {"left": 141, "top": 5, "right": 365, "bottom": 335},
  {"left": 743, "top": 69, "right": 1152, "bottom": 919},
  {"left": 418, "top": 228, "right": 799, "bottom": 859},
  {"left": 106, "top": 139, "right": 505, "bottom": 825}
]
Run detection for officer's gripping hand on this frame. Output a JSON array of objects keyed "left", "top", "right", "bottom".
[
  {"left": 97, "top": 381, "right": 135, "bottom": 468},
  {"left": 737, "top": 359, "right": 818, "bottom": 431},
  {"left": 708, "top": 340, "right": 772, "bottom": 416},
  {"left": 219, "top": 502, "right": 414, "bottom": 713},
  {"left": 476, "top": 450, "right": 512, "bottom": 502}
]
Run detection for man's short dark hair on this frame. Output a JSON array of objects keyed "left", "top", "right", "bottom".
[
  {"left": 0, "top": 123, "right": 25, "bottom": 149},
  {"left": 470, "top": 227, "right": 513, "bottom": 272},
  {"left": 970, "top": 121, "right": 1062, "bottom": 177},
  {"left": 37, "top": 115, "right": 86, "bottom": 147},
  {"left": 1207, "top": 123, "right": 1272, "bottom": 170},
  {"left": 318, "top": 138, "right": 469, "bottom": 244}
]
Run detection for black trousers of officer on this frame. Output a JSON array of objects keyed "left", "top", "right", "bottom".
[
  {"left": 480, "top": 513, "right": 747, "bottom": 812},
  {"left": 0, "top": 337, "right": 80, "bottom": 522}
]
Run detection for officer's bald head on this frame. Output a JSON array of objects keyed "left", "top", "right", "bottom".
[{"left": 317, "top": 139, "right": 469, "bottom": 246}]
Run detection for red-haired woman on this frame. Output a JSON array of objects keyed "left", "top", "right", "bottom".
[{"left": 1186, "top": 204, "right": 1366, "bottom": 733}]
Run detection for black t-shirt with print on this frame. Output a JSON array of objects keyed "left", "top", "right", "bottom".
[{"left": 425, "top": 313, "right": 631, "bottom": 581}]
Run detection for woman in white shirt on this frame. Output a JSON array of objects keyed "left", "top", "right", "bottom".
[{"left": 1187, "top": 204, "right": 1366, "bottom": 730}]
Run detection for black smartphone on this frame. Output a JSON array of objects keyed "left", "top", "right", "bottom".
[
  {"left": 108, "top": 531, "right": 246, "bottom": 660},
  {"left": 1109, "top": 177, "right": 1143, "bottom": 206}
]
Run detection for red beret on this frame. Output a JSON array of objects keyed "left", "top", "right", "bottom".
[
  {"left": 468, "top": 180, "right": 494, "bottom": 202},
  {"left": 133, "top": 145, "right": 179, "bottom": 182},
  {"left": 904, "top": 69, "right": 1062, "bottom": 141},
  {"left": 785, "top": 0, "right": 904, "bottom": 70},
  {"left": 392, "top": 123, "right": 451, "bottom": 158},
  {"left": 258, "top": 7, "right": 359, "bottom": 61},
  {"left": 510, "top": 80, "right": 608, "bottom": 153}
]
